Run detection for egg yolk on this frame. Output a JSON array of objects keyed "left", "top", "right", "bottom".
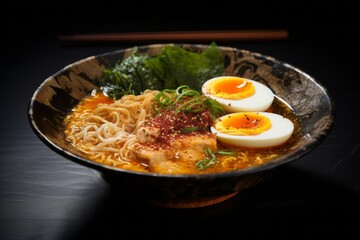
[
  {"left": 209, "top": 77, "right": 255, "bottom": 100},
  {"left": 215, "top": 112, "right": 272, "bottom": 136}
]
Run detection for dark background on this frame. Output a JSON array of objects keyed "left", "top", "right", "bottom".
[
  {"left": 1, "top": 1, "right": 360, "bottom": 240},
  {"left": 2, "top": 0, "right": 359, "bottom": 44}
]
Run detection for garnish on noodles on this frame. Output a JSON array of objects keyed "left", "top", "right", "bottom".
[{"left": 64, "top": 85, "right": 300, "bottom": 174}]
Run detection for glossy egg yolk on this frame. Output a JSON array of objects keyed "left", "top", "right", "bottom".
[
  {"left": 202, "top": 76, "right": 274, "bottom": 112},
  {"left": 210, "top": 77, "right": 255, "bottom": 99},
  {"left": 214, "top": 112, "right": 271, "bottom": 136},
  {"left": 211, "top": 112, "right": 294, "bottom": 148}
]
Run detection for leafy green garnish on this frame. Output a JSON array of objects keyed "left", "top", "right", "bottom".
[
  {"left": 180, "top": 126, "right": 199, "bottom": 134},
  {"left": 196, "top": 147, "right": 219, "bottom": 170},
  {"left": 146, "top": 42, "right": 225, "bottom": 91},
  {"left": 216, "top": 149, "right": 237, "bottom": 156},
  {"left": 100, "top": 49, "right": 163, "bottom": 99},
  {"left": 154, "top": 85, "right": 226, "bottom": 118},
  {"left": 100, "top": 43, "right": 225, "bottom": 99}
]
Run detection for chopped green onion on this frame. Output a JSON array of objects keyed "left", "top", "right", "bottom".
[
  {"left": 154, "top": 85, "right": 225, "bottom": 121},
  {"left": 196, "top": 147, "right": 219, "bottom": 170},
  {"left": 180, "top": 126, "right": 199, "bottom": 133},
  {"left": 175, "top": 97, "right": 204, "bottom": 113},
  {"left": 216, "top": 149, "right": 237, "bottom": 156}
]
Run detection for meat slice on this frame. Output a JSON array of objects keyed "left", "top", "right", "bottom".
[{"left": 128, "top": 132, "right": 217, "bottom": 174}]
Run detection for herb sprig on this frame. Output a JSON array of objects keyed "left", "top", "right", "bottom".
[
  {"left": 154, "top": 85, "right": 226, "bottom": 119},
  {"left": 196, "top": 147, "right": 219, "bottom": 170},
  {"left": 196, "top": 148, "right": 237, "bottom": 170},
  {"left": 100, "top": 42, "right": 225, "bottom": 99}
]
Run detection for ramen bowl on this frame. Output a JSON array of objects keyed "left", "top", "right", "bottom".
[{"left": 28, "top": 43, "right": 334, "bottom": 208}]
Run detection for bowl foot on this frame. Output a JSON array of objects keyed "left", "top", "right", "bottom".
[{"left": 145, "top": 192, "right": 238, "bottom": 208}]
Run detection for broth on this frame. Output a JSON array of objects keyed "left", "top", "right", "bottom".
[{"left": 64, "top": 90, "right": 301, "bottom": 174}]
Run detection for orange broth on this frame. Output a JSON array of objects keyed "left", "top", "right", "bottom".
[{"left": 64, "top": 91, "right": 301, "bottom": 174}]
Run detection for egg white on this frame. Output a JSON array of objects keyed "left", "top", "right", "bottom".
[
  {"left": 202, "top": 76, "right": 274, "bottom": 112},
  {"left": 211, "top": 112, "right": 294, "bottom": 148}
]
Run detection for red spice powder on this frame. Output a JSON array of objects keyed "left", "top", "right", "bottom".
[{"left": 145, "top": 109, "right": 214, "bottom": 145}]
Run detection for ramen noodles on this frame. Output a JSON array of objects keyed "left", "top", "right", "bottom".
[{"left": 64, "top": 85, "right": 301, "bottom": 174}]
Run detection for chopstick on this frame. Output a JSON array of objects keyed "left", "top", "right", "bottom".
[{"left": 58, "top": 29, "right": 289, "bottom": 43}]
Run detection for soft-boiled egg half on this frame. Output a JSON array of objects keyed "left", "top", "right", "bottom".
[
  {"left": 202, "top": 76, "right": 274, "bottom": 112},
  {"left": 211, "top": 112, "right": 294, "bottom": 148}
]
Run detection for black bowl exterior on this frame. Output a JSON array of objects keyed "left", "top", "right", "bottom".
[
  {"left": 28, "top": 43, "right": 335, "bottom": 207},
  {"left": 100, "top": 166, "right": 274, "bottom": 208}
]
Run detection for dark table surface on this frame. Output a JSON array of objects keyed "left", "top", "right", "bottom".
[{"left": 1, "top": 34, "right": 359, "bottom": 240}]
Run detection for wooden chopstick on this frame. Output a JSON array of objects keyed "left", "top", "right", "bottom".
[{"left": 58, "top": 29, "right": 288, "bottom": 42}]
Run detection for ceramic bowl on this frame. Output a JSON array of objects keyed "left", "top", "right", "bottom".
[{"left": 28, "top": 43, "right": 335, "bottom": 208}]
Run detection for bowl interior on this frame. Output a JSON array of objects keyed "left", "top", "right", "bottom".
[{"left": 28, "top": 43, "right": 335, "bottom": 177}]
